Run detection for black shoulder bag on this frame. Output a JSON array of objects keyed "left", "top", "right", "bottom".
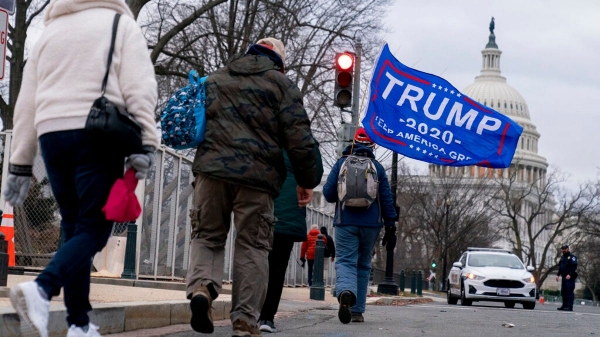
[{"left": 85, "top": 13, "right": 143, "bottom": 157}]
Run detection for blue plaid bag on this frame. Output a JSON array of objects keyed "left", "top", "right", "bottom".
[{"left": 161, "top": 70, "right": 208, "bottom": 149}]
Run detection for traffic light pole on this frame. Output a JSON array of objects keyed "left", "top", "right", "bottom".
[{"left": 351, "top": 37, "right": 361, "bottom": 125}]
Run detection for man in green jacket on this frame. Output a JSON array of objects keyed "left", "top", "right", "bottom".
[
  {"left": 258, "top": 148, "right": 323, "bottom": 333},
  {"left": 186, "top": 38, "right": 320, "bottom": 337}
]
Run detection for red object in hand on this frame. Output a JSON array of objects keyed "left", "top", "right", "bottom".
[{"left": 102, "top": 168, "right": 141, "bottom": 222}]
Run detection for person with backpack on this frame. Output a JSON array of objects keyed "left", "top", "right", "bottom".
[
  {"left": 185, "top": 37, "right": 319, "bottom": 337},
  {"left": 322, "top": 127, "right": 397, "bottom": 324},
  {"left": 300, "top": 224, "right": 328, "bottom": 287}
]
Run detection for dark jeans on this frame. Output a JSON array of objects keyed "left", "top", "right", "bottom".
[
  {"left": 35, "top": 129, "right": 125, "bottom": 327},
  {"left": 307, "top": 259, "right": 315, "bottom": 286},
  {"left": 259, "top": 234, "right": 295, "bottom": 322},
  {"left": 561, "top": 277, "right": 575, "bottom": 308}
]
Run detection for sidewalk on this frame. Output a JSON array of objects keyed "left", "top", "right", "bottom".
[{"left": 0, "top": 273, "right": 439, "bottom": 337}]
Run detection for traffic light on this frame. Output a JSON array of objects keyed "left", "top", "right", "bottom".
[
  {"left": 334, "top": 52, "right": 354, "bottom": 108},
  {"left": 431, "top": 260, "right": 437, "bottom": 270}
]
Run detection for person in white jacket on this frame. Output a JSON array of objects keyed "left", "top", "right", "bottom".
[{"left": 3, "top": 1, "right": 158, "bottom": 336}]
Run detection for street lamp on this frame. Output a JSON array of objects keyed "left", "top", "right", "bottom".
[{"left": 441, "top": 197, "right": 451, "bottom": 292}]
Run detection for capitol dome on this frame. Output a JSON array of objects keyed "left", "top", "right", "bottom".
[{"left": 429, "top": 20, "right": 548, "bottom": 183}]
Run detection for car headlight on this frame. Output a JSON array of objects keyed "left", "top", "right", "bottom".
[
  {"left": 465, "top": 273, "right": 485, "bottom": 280},
  {"left": 522, "top": 276, "right": 535, "bottom": 283}
]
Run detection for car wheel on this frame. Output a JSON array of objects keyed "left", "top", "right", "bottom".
[
  {"left": 523, "top": 302, "right": 535, "bottom": 310},
  {"left": 447, "top": 283, "right": 458, "bottom": 305},
  {"left": 460, "top": 283, "right": 472, "bottom": 306},
  {"left": 504, "top": 301, "right": 515, "bottom": 308}
]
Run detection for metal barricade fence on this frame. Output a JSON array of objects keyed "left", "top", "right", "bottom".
[
  {"left": 137, "top": 146, "right": 194, "bottom": 280},
  {"left": 0, "top": 132, "right": 335, "bottom": 288},
  {"left": 284, "top": 207, "right": 336, "bottom": 288},
  {"left": 0, "top": 131, "right": 61, "bottom": 269}
]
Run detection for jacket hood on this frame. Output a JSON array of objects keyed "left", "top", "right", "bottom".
[
  {"left": 228, "top": 53, "right": 281, "bottom": 76},
  {"left": 342, "top": 143, "right": 375, "bottom": 159},
  {"left": 320, "top": 226, "right": 328, "bottom": 235},
  {"left": 44, "top": 0, "right": 134, "bottom": 24}
]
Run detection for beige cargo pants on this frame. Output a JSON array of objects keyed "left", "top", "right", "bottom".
[{"left": 185, "top": 173, "right": 276, "bottom": 325}]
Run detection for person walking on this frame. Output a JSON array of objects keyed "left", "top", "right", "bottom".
[
  {"left": 320, "top": 226, "right": 336, "bottom": 263},
  {"left": 300, "top": 224, "right": 328, "bottom": 287},
  {"left": 556, "top": 244, "right": 578, "bottom": 311},
  {"left": 322, "top": 127, "right": 397, "bottom": 324},
  {"left": 4, "top": 1, "right": 158, "bottom": 336},
  {"left": 185, "top": 37, "right": 319, "bottom": 337},
  {"left": 257, "top": 148, "right": 324, "bottom": 333}
]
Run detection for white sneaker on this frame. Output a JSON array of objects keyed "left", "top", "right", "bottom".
[
  {"left": 67, "top": 323, "right": 102, "bottom": 337},
  {"left": 10, "top": 280, "right": 50, "bottom": 337}
]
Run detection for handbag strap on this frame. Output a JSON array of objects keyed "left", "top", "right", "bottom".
[{"left": 101, "top": 13, "right": 121, "bottom": 96}]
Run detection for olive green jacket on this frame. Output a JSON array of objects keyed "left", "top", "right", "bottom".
[{"left": 192, "top": 54, "right": 318, "bottom": 196}]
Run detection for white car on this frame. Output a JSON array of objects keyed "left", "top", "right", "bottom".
[{"left": 446, "top": 248, "right": 537, "bottom": 309}]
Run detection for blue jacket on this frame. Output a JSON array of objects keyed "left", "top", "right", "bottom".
[{"left": 322, "top": 144, "right": 397, "bottom": 227}]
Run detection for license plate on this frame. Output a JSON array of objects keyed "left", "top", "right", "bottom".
[{"left": 496, "top": 288, "right": 510, "bottom": 296}]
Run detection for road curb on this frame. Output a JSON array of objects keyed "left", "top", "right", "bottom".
[{"left": 0, "top": 299, "right": 232, "bottom": 337}]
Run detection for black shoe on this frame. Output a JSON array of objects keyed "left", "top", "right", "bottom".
[
  {"left": 190, "top": 288, "right": 214, "bottom": 333},
  {"left": 564, "top": 307, "right": 573, "bottom": 311},
  {"left": 338, "top": 291, "right": 353, "bottom": 324},
  {"left": 557, "top": 307, "right": 565, "bottom": 311},
  {"left": 351, "top": 312, "right": 364, "bottom": 323}
]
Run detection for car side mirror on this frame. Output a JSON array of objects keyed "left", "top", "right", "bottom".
[
  {"left": 526, "top": 266, "right": 534, "bottom": 272},
  {"left": 453, "top": 262, "right": 463, "bottom": 269}
]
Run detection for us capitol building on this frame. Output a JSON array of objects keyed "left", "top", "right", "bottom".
[
  {"left": 429, "top": 19, "right": 548, "bottom": 186},
  {"left": 428, "top": 19, "right": 554, "bottom": 269}
]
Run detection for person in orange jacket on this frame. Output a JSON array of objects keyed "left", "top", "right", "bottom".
[{"left": 300, "top": 224, "right": 328, "bottom": 286}]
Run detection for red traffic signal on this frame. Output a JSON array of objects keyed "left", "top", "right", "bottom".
[
  {"left": 334, "top": 52, "right": 355, "bottom": 108},
  {"left": 336, "top": 53, "right": 354, "bottom": 70}
]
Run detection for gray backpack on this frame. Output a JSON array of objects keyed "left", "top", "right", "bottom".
[{"left": 337, "top": 154, "right": 379, "bottom": 208}]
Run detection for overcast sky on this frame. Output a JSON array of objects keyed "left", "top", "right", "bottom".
[{"left": 375, "top": 0, "right": 600, "bottom": 189}]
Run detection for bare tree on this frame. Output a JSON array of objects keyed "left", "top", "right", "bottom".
[
  {"left": 488, "top": 165, "right": 600, "bottom": 288},
  {"left": 135, "top": 0, "right": 390, "bottom": 166},
  {"left": 1, "top": 0, "right": 50, "bottom": 130},
  {"left": 574, "top": 237, "right": 600, "bottom": 305},
  {"left": 380, "top": 165, "right": 500, "bottom": 283}
]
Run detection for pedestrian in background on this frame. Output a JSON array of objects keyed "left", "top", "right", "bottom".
[
  {"left": 300, "top": 224, "right": 328, "bottom": 287},
  {"left": 322, "top": 128, "right": 397, "bottom": 324},
  {"left": 4, "top": 1, "right": 158, "bottom": 336},
  {"left": 185, "top": 37, "right": 319, "bottom": 337},
  {"left": 556, "top": 244, "right": 578, "bottom": 311},
  {"left": 257, "top": 148, "right": 324, "bottom": 333},
  {"left": 320, "top": 226, "right": 336, "bottom": 262}
]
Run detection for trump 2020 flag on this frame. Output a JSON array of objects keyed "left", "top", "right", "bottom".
[{"left": 363, "top": 44, "right": 523, "bottom": 168}]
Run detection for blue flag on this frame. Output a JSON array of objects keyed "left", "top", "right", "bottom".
[{"left": 363, "top": 44, "right": 523, "bottom": 168}]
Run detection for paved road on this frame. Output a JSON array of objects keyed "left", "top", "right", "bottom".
[{"left": 108, "top": 299, "right": 600, "bottom": 337}]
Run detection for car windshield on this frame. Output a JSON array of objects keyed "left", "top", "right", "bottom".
[{"left": 467, "top": 253, "right": 524, "bottom": 269}]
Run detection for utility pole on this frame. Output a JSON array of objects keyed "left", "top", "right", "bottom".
[
  {"left": 377, "top": 151, "right": 399, "bottom": 295},
  {"left": 441, "top": 199, "right": 450, "bottom": 292}
]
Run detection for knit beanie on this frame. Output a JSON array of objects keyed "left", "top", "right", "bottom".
[{"left": 256, "top": 37, "right": 286, "bottom": 65}]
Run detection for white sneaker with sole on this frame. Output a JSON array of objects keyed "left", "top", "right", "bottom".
[
  {"left": 10, "top": 280, "right": 50, "bottom": 337},
  {"left": 67, "top": 323, "right": 102, "bottom": 337}
]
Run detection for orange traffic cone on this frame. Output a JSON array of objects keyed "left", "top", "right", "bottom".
[
  {"left": 539, "top": 295, "right": 545, "bottom": 304},
  {"left": 0, "top": 202, "right": 15, "bottom": 267}
]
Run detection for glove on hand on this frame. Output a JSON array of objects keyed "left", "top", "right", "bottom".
[
  {"left": 126, "top": 146, "right": 155, "bottom": 180},
  {"left": 4, "top": 171, "right": 32, "bottom": 207},
  {"left": 382, "top": 225, "right": 397, "bottom": 251},
  {"left": 300, "top": 257, "right": 306, "bottom": 268}
]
